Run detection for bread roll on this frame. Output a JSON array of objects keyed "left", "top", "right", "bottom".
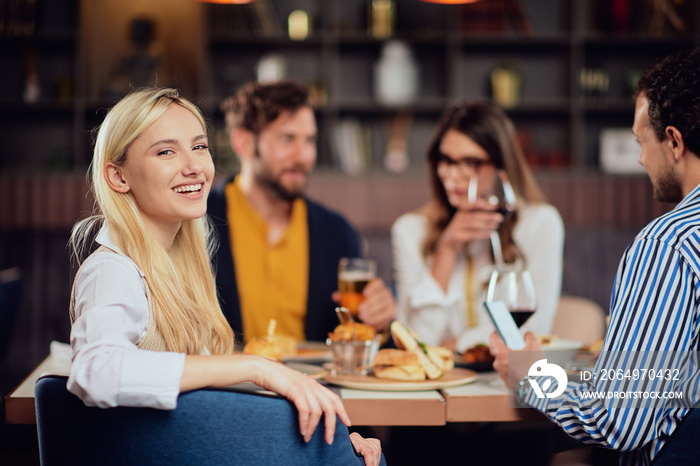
[
  {"left": 374, "top": 348, "right": 419, "bottom": 366},
  {"left": 374, "top": 365, "right": 426, "bottom": 381},
  {"left": 272, "top": 333, "right": 297, "bottom": 357},
  {"left": 243, "top": 337, "right": 283, "bottom": 361},
  {"left": 373, "top": 349, "right": 426, "bottom": 381}
]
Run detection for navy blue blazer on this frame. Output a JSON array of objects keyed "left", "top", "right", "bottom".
[{"left": 207, "top": 176, "right": 361, "bottom": 342}]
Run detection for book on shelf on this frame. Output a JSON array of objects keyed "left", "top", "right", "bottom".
[{"left": 332, "top": 119, "right": 372, "bottom": 176}]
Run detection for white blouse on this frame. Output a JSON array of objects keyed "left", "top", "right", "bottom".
[
  {"left": 391, "top": 203, "right": 564, "bottom": 353},
  {"left": 67, "top": 226, "right": 185, "bottom": 409}
]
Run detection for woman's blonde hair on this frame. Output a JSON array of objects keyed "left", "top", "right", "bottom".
[
  {"left": 70, "top": 87, "right": 234, "bottom": 355},
  {"left": 421, "top": 101, "right": 546, "bottom": 263}
]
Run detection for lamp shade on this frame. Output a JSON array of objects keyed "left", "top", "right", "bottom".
[
  {"left": 196, "top": 0, "right": 256, "bottom": 4},
  {"left": 419, "top": 0, "right": 480, "bottom": 3}
]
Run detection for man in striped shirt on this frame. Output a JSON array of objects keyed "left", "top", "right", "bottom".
[{"left": 491, "top": 48, "right": 700, "bottom": 465}]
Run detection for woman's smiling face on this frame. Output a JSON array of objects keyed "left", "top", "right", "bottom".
[{"left": 116, "top": 103, "right": 214, "bottom": 237}]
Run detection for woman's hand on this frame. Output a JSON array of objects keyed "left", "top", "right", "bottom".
[
  {"left": 350, "top": 432, "right": 382, "bottom": 466},
  {"left": 250, "top": 357, "right": 351, "bottom": 445},
  {"left": 431, "top": 199, "right": 502, "bottom": 292},
  {"left": 437, "top": 199, "right": 503, "bottom": 252}
]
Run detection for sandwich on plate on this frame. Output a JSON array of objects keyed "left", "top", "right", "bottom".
[{"left": 372, "top": 321, "right": 454, "bottom": 381}]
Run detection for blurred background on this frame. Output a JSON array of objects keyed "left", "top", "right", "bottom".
[{"left": 1, "top": 0, "right": 697, "bottom": 447}]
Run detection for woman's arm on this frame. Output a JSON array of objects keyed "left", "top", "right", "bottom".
[
  {"left": 181, "top": 354, "right": 350, "bottom": 445},
  {"left": 68, "top": 253, "right": 184, "bottom": 409},
  {"left": 69, "top": 252, "right": 353, "bottom": 447}
]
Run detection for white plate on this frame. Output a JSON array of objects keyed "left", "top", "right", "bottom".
[
  {"left": 284, "top": 362, "right": 326, "bottom": 379},
  {"left": 283, "top": 341, "right": 332, "bottom": 363},
  {"left": 542, "top": 338, "right": 582, "bottom": 368},
  {"left": 323, "top": 368, "right": 477, "bottom": 392}
]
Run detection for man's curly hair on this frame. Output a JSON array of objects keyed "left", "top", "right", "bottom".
[
  {"left": 635, "top": 47, "right": 700, "bottom": 157},
  {"left": 220, "top": 80, "right": 309, "bottom": 135}
]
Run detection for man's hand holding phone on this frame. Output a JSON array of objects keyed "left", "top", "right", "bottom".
[{"left": 485, "top": 301, "right": 544, "bottom": 389}]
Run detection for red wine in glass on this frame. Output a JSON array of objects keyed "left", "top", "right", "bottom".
[{"left": 509, "top": 308, "right": 535, "bottom": 328}]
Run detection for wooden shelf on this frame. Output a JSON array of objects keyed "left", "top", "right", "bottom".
[
  {"left": 0, "top": 171, "right": 670, "bottom": 233},
  {"left": 2, "top": 0, "right": 699, "bottom": 173}
]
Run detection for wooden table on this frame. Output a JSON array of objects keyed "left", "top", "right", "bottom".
[
  {"left": 5, "top": 354, "right": 71, "bottom": 425},
  {"left": 5, "top": 355, "right": 536, "bottom": 426}
]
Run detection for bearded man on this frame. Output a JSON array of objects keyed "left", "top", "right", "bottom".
[{"left": 208, "top": 80, "right": 395, "bottom": 343}]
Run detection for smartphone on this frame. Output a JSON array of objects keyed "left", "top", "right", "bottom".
[{"left": 484, "top": 300, "right": 526, "bottom": 350}]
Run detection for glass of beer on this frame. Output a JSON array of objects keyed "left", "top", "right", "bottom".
[{"left": 338, "top": 258, "right": 376, "bottom": 317}]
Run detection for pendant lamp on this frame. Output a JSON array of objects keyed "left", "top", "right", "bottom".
[{"left": 419, "top": 0, "right": 481, "bottom": 4}]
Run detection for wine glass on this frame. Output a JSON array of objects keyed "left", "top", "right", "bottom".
[
  {"left": 486, "top": 267, "right": 537, "bottom": 328},
  {"left": 468, "top": 169, "right": 517, "bottom": 218},
  {"left": 468, "top": 169, "right": 518, "bottom": 266}
]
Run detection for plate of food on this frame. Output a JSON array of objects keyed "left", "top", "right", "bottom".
[
  {"left": 242, "top": 319, "right": 332, "bottom": 363},
  {"left": 539, "top": 335, "right": 583, "bottom": 368},
  {"left": 323, "top": 321, "right": 477, "bottom": 391},
  {"left": 284, "top": 341, "right": 333, "bottom": 364},
  {"left": 284, "top": 361, "right": 327, "bottom": 379},
  {"left": 455, "top": 344, "right": 495, "bottom": 372}
]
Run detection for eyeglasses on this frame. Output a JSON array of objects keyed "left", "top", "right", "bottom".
[{"left": 436, "top": 154, "right": 492, "bottom": 177}]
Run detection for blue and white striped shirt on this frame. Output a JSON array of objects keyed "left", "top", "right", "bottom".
[{"left": 521, "top": 183, "right": 700, "bottom": 465}]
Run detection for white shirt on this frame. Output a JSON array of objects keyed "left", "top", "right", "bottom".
[
  {"left": 391, "top": 203, "right": 564, "bottom": 352},
  {"left": 67, "top": 225, "right": 185, "bottom": 409}
]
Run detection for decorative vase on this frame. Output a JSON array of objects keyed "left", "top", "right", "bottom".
[{"left": 374, "top": 40, "right": 418, "bottom": 107}]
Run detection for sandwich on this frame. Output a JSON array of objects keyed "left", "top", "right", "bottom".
[
  {"left": 426, "top": 345, "right": 455, "bottom": 372},
  {"left": 389, "top": 321, "right": 450, "bottom": 380},
  {"left": 373, "top": 349, "right": 426, "bottom": 381}
]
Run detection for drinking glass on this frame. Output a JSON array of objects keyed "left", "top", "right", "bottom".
[
  {"left": 338, "top": 258, "right": 376, "bottom": 318},
  {"left": 468, "top": 169, "right": 517, "bottom": 266},
  {"left": 468, "top": 169, "right": 517, "bottom": 217},
  {"left": 486, "top": 268, "right": 537, "bottom": 328}
]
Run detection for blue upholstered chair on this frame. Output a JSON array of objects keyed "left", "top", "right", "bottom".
[
  {"left": 36, "top": 375, "right": 381, "bottom": 466},
  {"left": 651, "top": 406, "right": 700, "bottom": 465}
]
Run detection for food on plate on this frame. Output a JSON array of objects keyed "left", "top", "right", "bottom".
[
  {"left": 538, "top": 334, "right": 557, "bottom": 346},
  {"left": 427, "top": 345, "right": 455, "bottom": 372},
  {"left": 328, "top": 322, "right": 377, "bottom": 342},
  {"left": 373, "top": 348, "right": 426, "bottom": 381},
  {"left": 390, "top": 321, "right": 444, "bottom": 379},
  {"left": 243, "top": 318, "right": 293, "bottom": 361},
  {"left": 272, "top": 333, "right": 297, "bottom": 357},
  {"left": 460, "top": 344, "right": 495, "bottom": 364},
  {"left": 243, "top": 337, "right": 283, "bottom": 361}
]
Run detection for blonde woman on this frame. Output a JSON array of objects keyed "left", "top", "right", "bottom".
[
  {"left": 68, "top": 87, "right": 382, "bottom": 465},
  {"left": 392, "top": 101, "right": 564, "bottom": 353}
]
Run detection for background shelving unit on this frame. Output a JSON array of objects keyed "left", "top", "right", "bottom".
[
  {"left": 202, "top": 0, "right": 700, "bottom": 175},
  {"left": 2, "top": 0, "right": 698, "bottom": 174},
  {"left": 0, "top": 0, "right": 81, "bottom": 171}
]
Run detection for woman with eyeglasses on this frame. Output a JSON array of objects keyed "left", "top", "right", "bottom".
[{"left": 391, "top": 101, "right": 564, "bottom": 353}]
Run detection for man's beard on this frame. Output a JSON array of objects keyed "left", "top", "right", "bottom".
[
  {"left": 652, "top": 163, "right": 683, "bottom": 203},
  {"left": 254, "top": 149, "right": 308, "bottom": 202}
]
